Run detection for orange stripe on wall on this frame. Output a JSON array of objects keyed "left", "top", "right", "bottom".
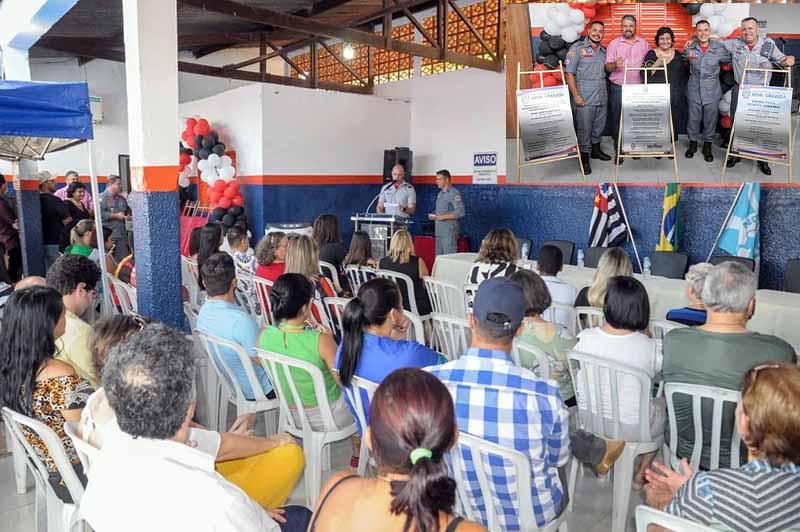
[
  {"left": 17, "top": 180, "right": 41, "bottom": 191},
  {"left": 131, "top": 165, "right": 181, "bottom": 192},
  {"left": 55, "top": 175, "right": 108, "bottom": 184}
]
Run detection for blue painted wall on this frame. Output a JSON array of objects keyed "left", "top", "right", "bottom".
[{"left": 241, "top": 183, "right": 800, "bottom": 290}]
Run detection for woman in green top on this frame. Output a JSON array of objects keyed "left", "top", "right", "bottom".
[
  {"left": 259, "top": 273, "right": 354, "bottom": 432},
  {"left": 510, "top": 270, "right": 578, "bottom": 407},
  {"left": 64, "top": 219, "right": 99, "bottom": 261}
]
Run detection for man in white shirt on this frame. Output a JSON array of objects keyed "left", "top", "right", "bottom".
[
  {"left": 536, "top": 245, "right": 578, "bottom": 330},
  {"left": 81, "top": 324, "right": 309, "bottom": 532}
]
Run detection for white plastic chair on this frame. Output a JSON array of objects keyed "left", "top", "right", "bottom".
[
  {"left": 253, "top": 276, "right": 275, "bottom": 327},
  {"left": 323, "top": 296, "right": 352, "bottom": 339},
  {"left": 62, "top": 421, "right": 98, "bottom": 477},
  {"left": 463, "top": 283, "right": 479, "bottom": 314},
  {"left": 663, "top": 383, "right": 742, "bottom": 471},
  {"left": 543, "top": 302, "right": 577, "bottom": 337},
  {"left": 424, "top": 276, "right": 466, "bottom": 318},
  {"left": 430, "top": 313, "right": 471, "bottom": 361},
  {"left": 649, "top": 319, "right": 687, "bottom": 340},
  {"left": 376, "top": 269, "right": 431, "bottom": 319},
  {"left": 196, "top": 332, "right": 280, "bottom": 434},
  {"left": 181, "top": 256, "right": 201, "bottom": 310},
  {"left": 184, "top": 302, "right": 215, "bottom": 429},
  {"left": 235, "top": 271, "right": 260, "bottom": 319},
  {"left": 1, "top": 407, "right": 86, "bottom": 532},
  {"left": 511, "top": 339, "right": 551, "bottom": 380},
  {"left": 319, "top": 260, "right": 342, "bottom": 294},
  {"left": 6, "top": 415, "right": 28, "bottom": 494},
  {"left": 106, "top": 274, "right": 137, "bottom": 316},
  {"left": 256, "top": 348, "right": 358, "bottom": 507},
  {"left": 635, "top": 505, "right": 715, "bottom": 532},
  {"left": 574, "top": 306, "right": 604, "bottom": 332},
  {"left": 449, "top": 431, "right": 568, "bottom": 532},
  {"left": 341, "top": 376, "right": 379, "bottom": 477},
  {"left": 566, "top": 351, "right": 664, "bottom": 532},
  {"left": 345, "top": 265, "right": 377, "bottom": 294},
  {"left": 403, "top": 310, "right": 426, "bottom": 344}
]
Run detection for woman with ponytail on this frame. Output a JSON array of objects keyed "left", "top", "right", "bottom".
[
  {"left": 308, "top": 368, "right": 486, "bottom": 532},
  {"left": 336, "top": 278, "right": 441, "bottom": 431}
]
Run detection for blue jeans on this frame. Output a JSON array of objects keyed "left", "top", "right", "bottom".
[{"left": 278, "top": 505, "right": 312, "bottom": 532}]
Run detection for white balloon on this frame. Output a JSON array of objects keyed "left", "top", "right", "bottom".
[
  {"left": 197, "top": 159, "right": 210, "bottom": 173},
  {"left": 569, "top": 8, "right": 584, "bottom": 24},
  {"left": 699, "top": 3, "right": 716, "bottom": 19},
  {"left": 574, "top": 23, "right": 585, "bottom": 34},
  {"left": 714, "top": 4, "right": 727, "bottom": 14},
  {"left": 692, "top": 15, "right": 702, "bottom": 27},
  {"left": 218, "top": 166, "right": 236, "bottom": 182},
  {"left": 719, "top": 99, "right": 730, "bottom": 115},
  {"left": 554, "top": 12, "right": 570, "bottom": 29},
  {"left": 179, "top": 175, "right": 191, "bottom": 188},
  {"left": 207, "top": 153, "right": 221, "bottom": 168},
  {"left": 547, "top": 6, "right": 558, "bottom": 19},
  {"left": 709, "top": 15, "right": 722, "bottom": 32},
  {"left": 561, "top": 27, "right": 578, "bottom": 44},
  {"left": 556, "top": 3, "right": 571, "bottom": 13},
  {"left": 718, "top": 23, "right": 733, "bottom": 39},
  {"left": 220, "top": 155, "right": 233, "bottom": 168},
  {"left": 203, "top": 167, "right": 220, "bottom": 183},
  {"left": 544, "top": 21, "right": 561, "bottom": 36}
]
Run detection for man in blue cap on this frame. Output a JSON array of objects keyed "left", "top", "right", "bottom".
[{"left": 427, "top": 277, "right": 623, "bottom": 530}]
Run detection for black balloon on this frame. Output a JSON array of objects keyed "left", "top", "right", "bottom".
[
  {"left": 540, "top": 30, "right": 551, "bottom": 42},
  {"left": 198, "top": 148, "right": 210, "bottom": 160},
  {"left": 686, "top": 4, "right": 701, "bottom": 15},
  {"left": 208, "top": 131, "right": 219, "bottom": 144},
  {"left": 228, "top": 206, "right": 243, "bottom": 217},
  {"left": 201, "top": 136, "right": 215, "bottom": 149},
  {"left": 538, "top": 42, "right": 553, "bottom": 56},
  {"left": 212, "top": 143, "right": 226, "bottom": 156},
  {"left": 212, "top": 207, "right": 227, "bottom": 219},
  {"left": 194, "top": 135, "right": 203, "bottom": 147},
  {"left": 549, "top": 36, "right": 565, "bottom": 51},
  {"left": 543, "top": 54, "right": 559, "bottom": 68},
  {"left": 221, "top": 214, "right": 235, "bottom": 227},
  {"left": 536, "top": 55, "right": 547, "bottom": 65},
  {"left": 721, "top": 70, "right": 736, "bottom": 90},
  {"left": 180, "top": 147, "right": 193, "bottom": 156},
  {"left": 555, "top": 48, "right": 568, "bottom": 61}
]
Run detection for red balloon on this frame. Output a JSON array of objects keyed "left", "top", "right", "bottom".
[
  {"left": 720, "top": 115, "right": 732, "bottom": 129},
  {"left": 542, "top": 75, "right": 558, "bottom": 87},
  {"left": 213, "top": 179, "right": 227, "bottom": 191},
  {"left": 583, "top": 7, "right": 596, "bottom": 19},
  {"left": 209, "top": 189, "right": 222, "bottom": 202},
  {"left": 179, "top": 153, "right": 191, "bottom": 166},
  {"left": 727, "top": 28, "right": 741, "bottom": 40},
  {"left": 568, "top": 2, "right": 581, "bottom": 9},
  {"left": 227, "top": 180, "right": 240, "bottom": 192},
  {"left": 232, "top": 195, "right": 244, "bottom": 207},
  {"left": 223, "top": 186, "right": 237, "bottom": 199},
  {"left": 721, "top": 63, "right": 732, "bottom": 72},
  {"left": 186, "top": 118, "right": 197, "bottom": 129},
  {"left": 218, "top": 197, "right": 232, "bottom": 209}
]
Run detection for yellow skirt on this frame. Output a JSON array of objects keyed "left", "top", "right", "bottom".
[{"left": 216, "top": 443, "right": 305, "bottom": 509}]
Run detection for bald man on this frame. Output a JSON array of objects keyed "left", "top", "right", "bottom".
[
  {"left": 377, "top": 164, "right": 416, "bottom": 219},
  {"left": 15, "top": 276, "right": 47, "bottom": 290}
]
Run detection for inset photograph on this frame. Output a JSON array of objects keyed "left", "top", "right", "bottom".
[{"left": 506, "top": 2, "right": 798, "bottom": 182}]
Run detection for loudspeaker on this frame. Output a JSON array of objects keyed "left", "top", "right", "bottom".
[{"left": 382, "top": 147, "right": 413, "bottom": 183}]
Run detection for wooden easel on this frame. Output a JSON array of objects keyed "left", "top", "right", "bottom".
[
  {"left": 722, "top": 58, "right": 793, "bottom": 183},
  {"left": 614, "top": 60, "right": 679, "bottom": 182},
  {"left": 516, "top": 61, "right": 586, "bottom": 182}
]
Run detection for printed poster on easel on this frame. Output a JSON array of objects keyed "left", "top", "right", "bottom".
[
  {"left": 516, "top": 85, "right": 578, "bottom": 162},
  {"left": 731, "top": 85, "right": 792, "bottom": 161},
  {"left": 621, "top": 83, "right": 672, "bottom": 153}
]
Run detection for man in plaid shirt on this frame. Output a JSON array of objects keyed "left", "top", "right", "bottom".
[{"left": 428, "top": 277, "right": 623, "bottom": 530}]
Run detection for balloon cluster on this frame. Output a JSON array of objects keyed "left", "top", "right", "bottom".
[
  {"left": 178, "top": 145, "right": 194, "bottom": 188},
  {"left": 209, "top": 204, "right": 247, "bottom": 230},
  {"left": 685, "top": 3, "right": 742, "bottom": 40},
  {"left": 209, "top": 178, "right": 243, "bottom": 210},
  {"left": 541, "top": 2, "right": 595, "bottom": 48}
]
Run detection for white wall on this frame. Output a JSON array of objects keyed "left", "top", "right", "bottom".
[
  {"left": 752, "top": 5, "right": 800, "bottom": 34},
  {"left": 179, "top": 83, "right": 264, "bottom": 176},
  {"left": 376, "top": 68, "right": 506, "bottom": 176}
]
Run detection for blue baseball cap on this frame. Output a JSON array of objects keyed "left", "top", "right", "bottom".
[{"left": 473, "top": 277, "right": 525, "bottom": 333}]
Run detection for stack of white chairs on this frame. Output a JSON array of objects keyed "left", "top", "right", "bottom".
[
  {"left": 257, "top": 348, "right": 358, "bottom": 507},
  {"left": 2, "top": 406, "right": 87, "bottom": 532},
  {"left": 566, "top": 350, "right": 664, "bottom": 532},
  {"left": 195, "top": 331, "right": 280, "bottom": 434},
  {"left": 105, "top": 273, "right": 137, "bottom": 316},
  {"left": 423, "top": 277, "right": 466, "bottom": 318}
]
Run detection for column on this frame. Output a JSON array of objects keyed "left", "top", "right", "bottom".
[{"left": 122, "top": 0, "right": 182, "bottom": 328}]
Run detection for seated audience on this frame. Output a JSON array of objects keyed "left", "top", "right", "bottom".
[
  {"left": 47, "top": 254, "right": 102, "bottom": 387},
  {"left": 427, "top": 277, "right": 624, "bottom": 530},
  {"left": 285, "top": 234, "right": 336, "bottom": 301},
  {"left": 197, "top": 223, "right": 223, "bottom": 290},
  {"left": 665, "top": 262, "right": 713, "bottom": 326},
  {"left": 378, "top": 229, "right": 432, "bottom": 316},
  {"left": 313, "top": 214, "right": 347, "bottom": 285},
  {"left": 644, "top": 362, "right": 800, "bottom": 532},
  {"left": 574, "top": 276, "right": 664, "bottom": 488},
  {"left": 197, "top": 253, "right": 273, "bottom": 417},
  {"left": 259, "top": 273, "right": 353, "bottom": 431},
  {"left": 0, "top": 286, "right": 93, "bottom": 502},
  {"left": 510, "top": 270, "right": 577, "bottom": 407},
  {"left": 80, "top": 324, "right": 312, "bottom": 532},
  {"left": 80, "top": 315, "right": 305, "bottom": 511},
  {"left": 343, "top": 230, "right": 377, "bottom": 269},
  {"left": 309, "top": 368, "right": 486, "bottom": 532},
  {"left": 467, "top": 228, "right": 519, "bottom": 285},
  {"left": 574, "top": 247, "right": 633, "bottom": 308},
  {"left": 535, "top": 244, "right": 578, "bottom": 330},
  {"left": 226, "top": 226, "right": 256, "bottom": 274},
  {"left": 255, "top": 231, "right": 288, "bottom": 283},
  {"left": 663, "top": 261, "right": 796, "bottom": 469},
  {"left": 336, "top": 277, "right": 442, "bottom": 430}
]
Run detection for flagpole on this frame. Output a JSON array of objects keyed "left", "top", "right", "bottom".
[
  {"left": 613, "top": 183, "right": 643, "bottom": 273},
  {"left": 706, "top": 183, "right": 745, "bottom": 262}
]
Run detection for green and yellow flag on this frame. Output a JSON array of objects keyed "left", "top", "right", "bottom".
[{"left": 656, "top": 183, "right": 680, "bottom": 252}]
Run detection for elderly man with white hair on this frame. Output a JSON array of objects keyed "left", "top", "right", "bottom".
[
  {"left": 662, "top": 261, "right": 796, "bottom": 470},
  {"left": 665, "top": 262, "right": 714, "bottom": 326}
]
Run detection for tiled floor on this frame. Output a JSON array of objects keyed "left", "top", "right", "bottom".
[{"left": 0, "top": 434, "right": 642, "bottom": 532}]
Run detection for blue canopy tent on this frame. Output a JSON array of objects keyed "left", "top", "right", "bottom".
[{"left": 0, "top": 79, "right": 110, "bottom": 305}]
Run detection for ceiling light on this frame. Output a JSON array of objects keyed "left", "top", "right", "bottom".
[{"left": 342, "top": 44, "right": 355, "bottom": 60}]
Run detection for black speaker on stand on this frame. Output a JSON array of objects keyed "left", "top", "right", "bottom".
[{"left": 382, "top": 147, "right": 413, "bottom": 183}]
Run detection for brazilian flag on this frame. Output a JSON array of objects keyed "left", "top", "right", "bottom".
[{"left": 656, "top": 183, "right": 680, "bottom": 252}]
